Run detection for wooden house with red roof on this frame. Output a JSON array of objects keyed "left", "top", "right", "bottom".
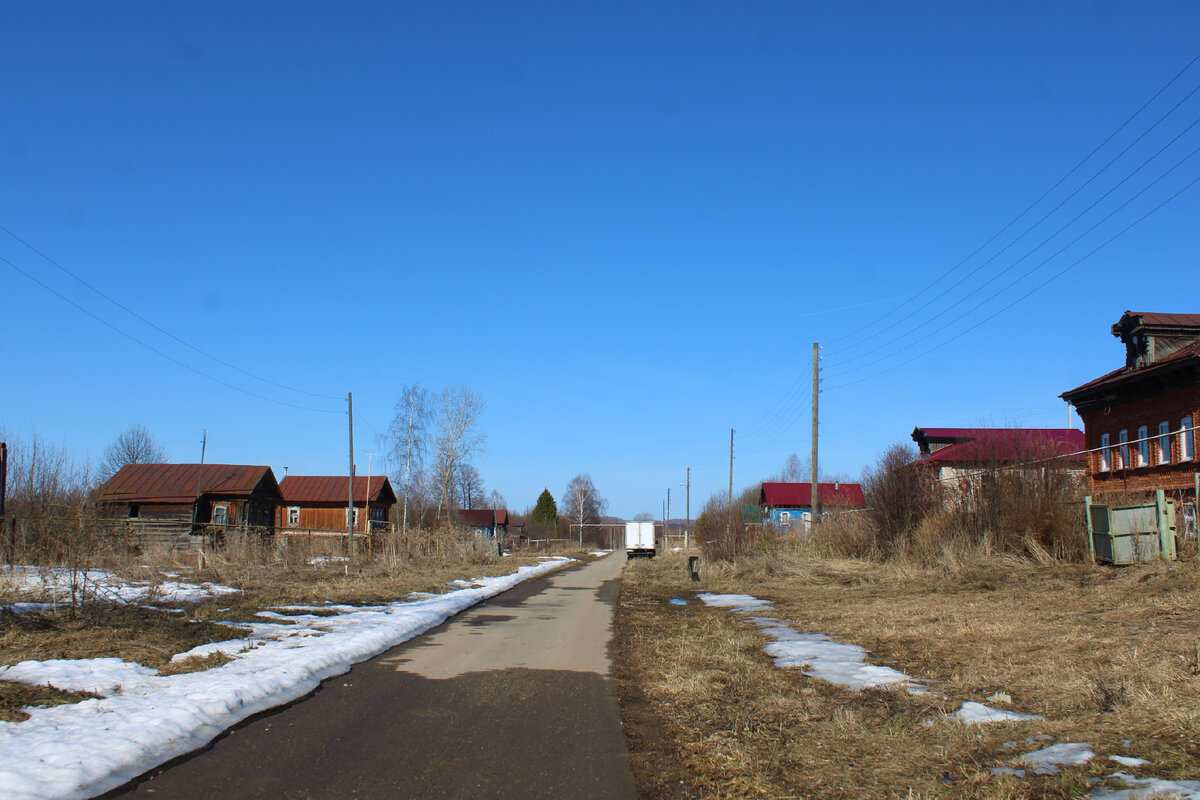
[
  {"left": 277, "top": 475, "right": 396, "bottom": 534},
  {"left": 758, "top": 482, "right": 866, "bottom": 529},
  {"left": 92, "top": 463, "right": 283, "bottom": 543},
  {"left": 1061, "top": 311, "right": 1200, "bottom": 503}
]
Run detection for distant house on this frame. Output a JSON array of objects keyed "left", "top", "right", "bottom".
[
  {"left": 457, "top": 508, "right": 509, "bottom": 540},
  {"left": 759, "top": 482, "right": 867, "bottom": 529},
  {"left": 92, "top": 463, "right": 282, "bottom": 545},
  {"left": 1061, "top": 311, "right": 1200, "bottom": 503},
  {"left": 912, "top": 427, "right": 1086, "bottom": 477},
  {"left": 277, "top": 475, "right": 396, "bottom": 534}
]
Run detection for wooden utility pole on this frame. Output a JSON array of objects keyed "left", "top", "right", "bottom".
[
  {"left": 811, "top": 343, "right": 820, "bottom": 523},
  {"left": 348, "top": 392, "right": 355, "bottom": 562},
  {"left": 191, "top": 430, "right": 207, "bottom": 530},
  {"left": 684, "top": 466, "right": 690, "bottom": 548},
  {"left": 666, "top": 487, "right": 670, "bottom": 539},
  {"left": 0, "top": 441, "right": 7, "bottom": 517},
  {"left": 727, "top": 428, "right": 734, "bottom": 536}
]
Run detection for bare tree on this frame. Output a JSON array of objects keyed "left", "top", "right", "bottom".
[
  {"left": 488, "top": 489, "right": 506, "bottom": 510},
  {"left": 3, "top": 431, "right": 91, "bottom": 516},
  {"left": 455, "top": 463, "right": 487, "bottom": 509},
  {"left": 383, "top": 384, "right": 432, "bottom": 538},
  {"left": 100, "top": 424, "right": 166, "bottom": 481},
  {"left": 563, "top": 473, "right": 608, "bottom": 537},
  {"left": 632, "top": 511, "right": 655, "bottom": 522},
  {"left": 433, "top": 386, "right": 486, "bottom": 518}
]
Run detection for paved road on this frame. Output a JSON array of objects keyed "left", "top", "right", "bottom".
[{"left": 109, "top": 553, "right": 635, "bottom": 799}]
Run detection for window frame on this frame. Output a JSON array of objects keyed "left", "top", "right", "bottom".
[
  {"left": 1158, "top": 421, "right": 1171, "bottom": 464},
  {"left": 1183, "top": 416, "right": 1195, "bottom": 462},
  {"left": 1137, "top": 425, "right": 1149, "bottom": 467},
  {"left": 1118, "top": 429, "right": 1129, "bottom": 469},
  {"left": 1099, "top": 433, "right": 1111, "bottom": 472},
  {"left": 287, "top": 506, "right": 300, "bottom": 526}
]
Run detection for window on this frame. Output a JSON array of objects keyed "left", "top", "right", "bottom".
[
  {"left": 371, "top": 506, "right": 386, "bottom": 521},
  {"left": 780, "top": 511, "right": 791, "bottom": 525},
  {"left": 128, "top": 504, "right": 140, "bottom": 519},
  {"left": 287, "top": 506, "right": 300, "bottom": 526},
  {"left": 1158, "top": 421, "right": 1171, "bottom": 464},
  {"left": 1118, "top": 429, "right": 1129, "bottom": 469},
  {"left": 213, "top": 505, "right": 228, "bottom": 525},
  {"left": 1099, "top": 433, "right": 1111, "bottom": 472},
  {"left": 345, "top": 507, "right": 360, "bottom": 526},
  {"left": 1137, "top": 425, "right": 1149, "bottom": 467},
  {"left": 1183, "top": 416, "right": 1195, "bottom": 461}
]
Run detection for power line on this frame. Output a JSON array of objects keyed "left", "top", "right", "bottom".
[
  {"left": 0, "top": 222, "right": 344, "bottom": 401},
  {"left": 829, "top": 167, "right": 1200, "bottom": 390},
  {"left": 1, "top": 254, "right": 342, "bottom": 414},
  {"left": 825, "top": 48, "right": 1200, "bottom": 353},
  {"left": 826, "top": 117, "right": 1200, "bottom": 381}
]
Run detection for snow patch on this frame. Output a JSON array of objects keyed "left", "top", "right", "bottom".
[
  {"left": 1019, "top": 742, "right": 1095, "bottom": 775},
  {"left": 1090, "top": 772, "right": 1200, "bottom": 799},
  {"left": 1109, "top": 755, "right": 1149, "bottom": 768},
  {"left": 1, "top": 566, "right": 238, "bottom": 604},
  {"left": 0, "top": 557, "right": 571, "bottom": 800},
  {"left": 698, "top": 592, "right": 919, "bottom": 691},
  {"left": 954, "top": 701, "right": 1041, "bottom": 725}
]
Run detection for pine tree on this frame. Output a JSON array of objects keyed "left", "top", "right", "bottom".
[{"left": 531, "top": 488, "right": 557, "bottom": 525}]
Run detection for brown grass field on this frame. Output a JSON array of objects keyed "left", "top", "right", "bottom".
[{"left": 613, "top": 546, "right": 1200, "bottom": 799}]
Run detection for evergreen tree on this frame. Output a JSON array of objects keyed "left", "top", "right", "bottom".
[{"left": 531, "top": 488, "right": 557, "bottom": 525}]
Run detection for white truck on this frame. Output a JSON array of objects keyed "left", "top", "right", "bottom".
[{"left": 625, "top": 521, "right": 656, "bottom": 559}]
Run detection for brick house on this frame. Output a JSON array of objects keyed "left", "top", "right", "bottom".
[{"left": 1061, "top": 311, "right": 1200, "bottom": 503}]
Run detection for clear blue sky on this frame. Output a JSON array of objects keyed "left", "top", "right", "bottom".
[{"left": 4, "top": 2, "right": 1200, "bottom": 518}]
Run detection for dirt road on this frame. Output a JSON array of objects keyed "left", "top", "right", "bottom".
[{"left": 108, "top": 553, "right": 635, "bottom": 799}]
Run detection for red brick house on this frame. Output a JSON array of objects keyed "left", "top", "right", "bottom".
[
  {"left": 277, "top": 475, "right": 397, "bottom": 534},
  {"left": 1061, "top": 311, "right": 1200, "bottom": 501}
]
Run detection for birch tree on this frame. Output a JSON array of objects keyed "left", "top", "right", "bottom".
[
  {"left": 433, "top": 385, "right": 486, "bottom": 518},
  {"left": 383, "top": 384, "right": 432, "bottom": 538}
]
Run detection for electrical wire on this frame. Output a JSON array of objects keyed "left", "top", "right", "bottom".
[
  {"left": 0, "top": 222, "right": 344, "bottom": 401},
  {"left": 2, "top": 253, "right": 343, "bottom": 414}
]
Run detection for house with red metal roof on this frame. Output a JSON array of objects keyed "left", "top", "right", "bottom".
[
  {"left": 277, "top": 475, "right": 396, "bottom": 534},
  {"left": 92, "top": 463, "right": 283, "bottom": 545},
  {"left": 456, "top": 507, "right": 509, "bottom": 540},
  {"left": 911, "top": 427, "right": 1085, "bottom": 500},
  {"left": 758, "top": 482, "right": 866, "bottom": 529},
  {"left": 1061, "top": 311, "right": 1200, "bottom": 505}
]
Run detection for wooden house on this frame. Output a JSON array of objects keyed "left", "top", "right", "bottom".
[
  {"left": 1061, "top": 311, "right": 1200, "bottom": 508},
  {"left": 277, "top": 475, "right": 397, "bottom": 534},
  {"left": 759, "top": 482, "right": 867, "bottom": 530},
  {"left": 92, "top": 463, "right": 282, "bottom": 546},
  {"left": 456, "top": 508, "right": 509, "bottom": 540}
]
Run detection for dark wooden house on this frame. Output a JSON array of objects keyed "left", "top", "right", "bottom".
[
  {"left": 277, "top": 475, "right": 396, "bottom": 534},
  {"left": 1061, "top": 311, "right": 1200, "bottom": 504},
  {"left": 92, "top": 463, "right": 283, "bottom": 545}
]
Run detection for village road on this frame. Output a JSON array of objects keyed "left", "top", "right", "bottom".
[{"left": 107, "top": 552, "right": 636, "bottom": 800}]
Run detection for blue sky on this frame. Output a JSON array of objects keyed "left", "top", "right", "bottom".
[{"left": 3, "top": 2, "right": 1200, "bottom": 518}]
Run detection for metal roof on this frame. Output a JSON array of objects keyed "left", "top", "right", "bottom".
[
  {"left": 1120, "top": 311, "right": 1200, "bottom": 329},
  {"left": 1061, "top": 339, "right": 1200, "bottom": 400},
  {"left": 278, "top": 475, "right": 396, "bottom": 505},
  {"left": 911, "top": 428, "right": 1085, "bottom": 463},
  {"left": 457, "top": 509, "right": 498, "bottom": 527},
  {"left": 93, "top": 464, "right": 280, "bottom": 504},
  {"left": 759, "top": 482, "right": 866, "bottom": 509}
]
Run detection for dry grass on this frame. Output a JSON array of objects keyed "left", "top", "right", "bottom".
[
  {"left": 614, "top": 548, "right": 1200, "bottom": 799},
  {"left": 0, "top": 680, "right": 99, "bottom": 722}
]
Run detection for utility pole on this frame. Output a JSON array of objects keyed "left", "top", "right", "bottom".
[
  {"left": 348, "top": 392, "right": 355, "bottom": 562},
  {"left": 191, "top": 429, "right": 207, "bottom": 530},
  {"left": 683, "top": 467, "right": 690, "bottom": 548},
  {"left": 811, "top": 342, "right": 820, "bottom": 525},
  {"left": 666, "top": 487, "right": 671, "bottom": 541},
  {"left": 365, "top": 452, "right": 374, "bottom": 539},
  {"left": 727, "top": 428, "right": 734, "bottom": 536}
]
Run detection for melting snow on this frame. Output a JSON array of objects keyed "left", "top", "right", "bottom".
[
  {"left": 1090, "top": 773, "right": 1200, "bottom": 799},
  {"left": 1, "top": 566, "right": 238, "bottom": 604},
  {"left": 1019, "top": 742, "right": 1096, "bottom": 775},
  {"left": 698, "top": 592, "right": 919, "bottom": 691},
  {"left": 1109, "top": 755, "right": 1149, "bottom": 768},
  {"left": 0, "top": 557, "right": 571, "bottom": 800},
  {"left": 954, "top": 701, "right": 1042, "bottom": 725}
]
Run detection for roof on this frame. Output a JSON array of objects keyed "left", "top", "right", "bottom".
[
  {"left": 911, "top": 428, "right": 1085, "bottom": 464},
  {"left": 1062, "top": 338, "right": 1200, "bottom": 400},
  {"left": 93, "top": 464, "right": 280, "bottom": 504},
  {"left": 1117, "top": 311, "right": 1200, "bottom": 330},
  {"left": 759, "top": 482, "right": 867, "bottom": 509},
  {"left": 278, "top": 475, "right": 396, "bottom": 505},
  {"left": 457, "top": 509, "right": 497, "bottom": 527},
  {"left": 493, "top": 508, "right": 508, "bottom": 525}
]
